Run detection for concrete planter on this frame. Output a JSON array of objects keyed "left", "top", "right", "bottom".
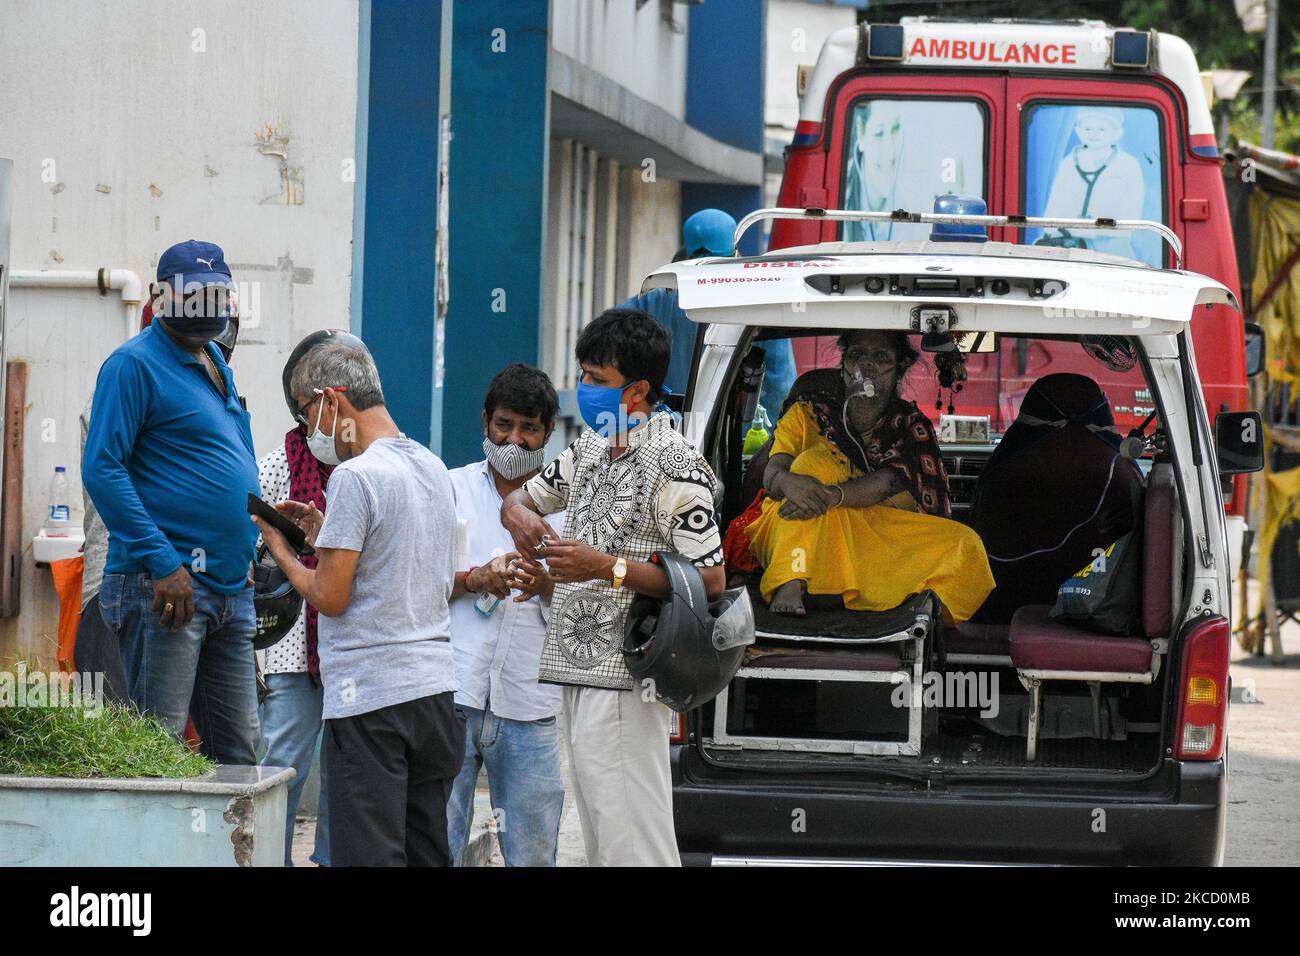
[{"left": 0, "top": 765, "right": 294, "bottom": 866}]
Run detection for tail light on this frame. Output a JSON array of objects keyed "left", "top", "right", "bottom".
[
  {"left": 669, "top": 711, "right": 687, "bottom": 744},
  {"left": 1173, "top": 616, "right": 1230, "bottom": 760}
]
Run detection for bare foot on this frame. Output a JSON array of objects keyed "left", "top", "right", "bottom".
[{"left": 770, "top": 579, "right": 808, "bottom": 617}]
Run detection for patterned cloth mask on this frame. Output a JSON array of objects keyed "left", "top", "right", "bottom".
[{"left": 483, "top": 436, "right": 545, "bottom": 481}]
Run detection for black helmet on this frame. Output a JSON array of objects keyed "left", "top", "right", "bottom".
[
  {"left": 251, "top": 553, "right": 303, "bottom": 650},
  {"left": 623, "top": 552, "right": 755, "bottom": 713},
  {"left": 282, "top": 329, "right": 370, "bottom": 418}
]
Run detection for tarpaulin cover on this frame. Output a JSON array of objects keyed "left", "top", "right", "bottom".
[{"left": 1249, "top": 188, "right": 1300, "bottom": 626}]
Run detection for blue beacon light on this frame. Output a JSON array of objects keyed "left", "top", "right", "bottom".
[{"left": 930, "top": 195, "right": 988, "bottom": 242}]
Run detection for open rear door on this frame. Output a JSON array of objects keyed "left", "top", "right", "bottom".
[{"left": 644, "top": 250, "right": 1238, "bottom": 336}]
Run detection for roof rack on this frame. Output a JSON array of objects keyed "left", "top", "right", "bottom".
[{"left": 733, "top": 207, "right": 1184, "bottom": 270}]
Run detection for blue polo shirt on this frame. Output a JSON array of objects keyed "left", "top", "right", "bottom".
[{"left": 83, "top": 323, "right": 260, "bottom": 594}]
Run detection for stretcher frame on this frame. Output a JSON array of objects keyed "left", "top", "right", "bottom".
[{"left": 707, "top": 634, "right": 926, "bottom": 757}]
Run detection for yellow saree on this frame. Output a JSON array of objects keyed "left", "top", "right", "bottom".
[{"left": 747, "top": 401, "right": 995, "bottom": 622}]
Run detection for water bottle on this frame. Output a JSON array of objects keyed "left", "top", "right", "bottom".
[
  {"left": 474, "top": 591, "right": 503, "bottom": 617},
  {"left": 46, "top": 466, "right": 71, "bottom": 536}
]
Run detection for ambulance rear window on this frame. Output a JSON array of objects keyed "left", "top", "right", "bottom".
[
  {"left": 839, "top": 97, "right": 988, "bottom": 243},
  {"left": 1021, "top": 102, "right": 1167, "bottom": 266}
]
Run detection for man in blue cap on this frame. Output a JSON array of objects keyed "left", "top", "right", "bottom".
[
  {"left": 618, "top": 208, "right": 796, "bottom": 413},
  {"left": 84, "top": 240, "right": 262, "bottom": 763}
]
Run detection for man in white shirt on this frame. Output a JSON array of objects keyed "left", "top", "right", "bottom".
[{"left": 447, "top": 364, "right": 566, "bottom": 866}]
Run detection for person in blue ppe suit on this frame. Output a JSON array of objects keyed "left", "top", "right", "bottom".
[{"left": 618, "top": 208, "right": 797, "bottom": 418}]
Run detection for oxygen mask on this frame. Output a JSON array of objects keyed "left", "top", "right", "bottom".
[{"left": 844, "top": 365, "right": 877, "bottom": 399}]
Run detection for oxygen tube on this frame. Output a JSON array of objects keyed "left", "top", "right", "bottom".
[{"left": 842, "top": 366, "right": 878, "bottom": 470}]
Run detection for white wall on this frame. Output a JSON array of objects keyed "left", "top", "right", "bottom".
[
  {"left": 765, "top": 0, "right": 855, "bottom": 135},
  {"left": 623, "top": 172, "right": 681, "bottom": 300},
  {"left": 0, "top": 0, "right": 359, "bottom": 661},
  {"left": 551, "top": 0, "right": 689, "bottom": 118}
]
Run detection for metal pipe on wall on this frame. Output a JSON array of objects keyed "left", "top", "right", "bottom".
[{"left": 9, "top": 268, "right": 144, "bottom": 341}]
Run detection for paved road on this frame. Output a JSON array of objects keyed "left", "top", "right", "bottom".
[{"left": 1224, "top": 621, "right": 1300, "bottom": 866}]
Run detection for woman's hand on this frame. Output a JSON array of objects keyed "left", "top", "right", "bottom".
[
  {"left": 273, "top": 499, "right": 324, "bottom": 546},
  {"left": 776, "top": 472, "right": 838, "bottom": 521}
]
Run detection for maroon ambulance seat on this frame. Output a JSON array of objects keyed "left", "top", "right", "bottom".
[
  {"left": 1008, "top": 606, "right": 1153, "bottom": 672},
  {"left": 1008, "top": 461, "right": 1175, "bottom": 679},
  {"left": 1007, "top": 462, "right": 1175, "bottom": 759}
]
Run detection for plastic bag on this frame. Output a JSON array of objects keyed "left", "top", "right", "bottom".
[{"left": 1049, "top": 529, "right": 1142, "bottom": 635}]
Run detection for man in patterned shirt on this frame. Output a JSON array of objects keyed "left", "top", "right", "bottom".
[{"left": 501, "top": 308, "right": 725, "bottom": 867}]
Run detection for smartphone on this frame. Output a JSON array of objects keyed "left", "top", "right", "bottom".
[{"left": 247, "top": 493, "right": 314, "bottom": 556}]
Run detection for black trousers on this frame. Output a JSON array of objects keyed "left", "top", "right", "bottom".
[
  {"left": 73, "top": 594, "right": 130, "bottom": 707},
  {"left": 324, "top": 692, "right": 465, "bottom": 867}
]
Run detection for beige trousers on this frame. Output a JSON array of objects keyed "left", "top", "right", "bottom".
[{"left": 560, "top": 685, "right": 681, "bottom": 867}]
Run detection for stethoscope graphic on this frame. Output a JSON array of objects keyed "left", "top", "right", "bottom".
[{"left": 1071, "top": 144, "right": 1118, "bottom": 218}]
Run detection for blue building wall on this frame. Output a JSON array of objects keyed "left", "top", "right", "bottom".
[
  {"left": 353, "top": 0, "right": 767, "bottom": 458},
  {"left": 351, "top": 0, "right": 442, "bottom": 448},
  {"left": 686, "top": 0, "right": 765, "bottom": 155},
  {"left": 685, "top": 0, "right": 765, "bottom": 256},
  {"left": 441, "top": 0, "right": 550, "bottom": 468}
]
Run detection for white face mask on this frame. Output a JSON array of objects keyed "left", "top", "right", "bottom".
[{"left": 307, "top": 390, "right": 342, "bottom": 466}]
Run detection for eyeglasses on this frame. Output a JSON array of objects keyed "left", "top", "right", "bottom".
[
  {"left": 294, "top": 387, "right": 347, "bottom": 426},
  {"left": 844, "top": 347, "right": 897, "bottom": 369}
]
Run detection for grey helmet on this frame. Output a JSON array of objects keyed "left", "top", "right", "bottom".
[
  {"left": 282, "top": 329, "right": 371, "bottom": 418},
  {"left": 623, "top": 551, "right": 755, "bottom": 713}
]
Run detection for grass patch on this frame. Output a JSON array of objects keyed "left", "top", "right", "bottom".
[{"left": 0, "top": 663, "right": 213, "bottom": 779}]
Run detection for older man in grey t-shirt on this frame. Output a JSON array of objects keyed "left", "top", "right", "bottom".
[{"left": 254, "top": 340, "right": 464, "bottom": 867}]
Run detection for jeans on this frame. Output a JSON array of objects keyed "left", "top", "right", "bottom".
[
  {"left": 447, "top": 704, "right": 565, "bottom": 867},
  {"left": 100, "top": 571, "right": 260, "bottom": 765},
  {"left": 258, "top": 672, "right": 330, "bottom": 866}
]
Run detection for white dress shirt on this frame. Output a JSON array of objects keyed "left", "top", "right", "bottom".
[{"left": 448, "top": 459, "right": 564, "bottom": 721}]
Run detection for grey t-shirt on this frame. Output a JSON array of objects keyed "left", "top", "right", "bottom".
[
  {"left": 315, "top": 436, "right": 457, "bottom": 720},
  {"left": 80, "top": 392, "right": 109, "bottom": 607}
]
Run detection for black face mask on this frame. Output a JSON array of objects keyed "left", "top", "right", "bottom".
[
  {"left": 155, "top": 286, "right": 232, "bottom": 342},
  {"left": 158, "top": 313, "right": 230, "bottom": 343}
]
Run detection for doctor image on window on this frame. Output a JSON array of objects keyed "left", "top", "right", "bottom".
[
  {"left": 843, "top": 100, "right": 904, "bottom": 241},
  {"left": 1041, "top": 107, "right": 1144, "bottom": 259}
]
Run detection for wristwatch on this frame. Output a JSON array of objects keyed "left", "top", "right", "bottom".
[{"left": 611, "top": 556, "right": 628, "bottom": 589}]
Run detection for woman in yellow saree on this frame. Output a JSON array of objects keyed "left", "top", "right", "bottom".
[{"left": 745, "top": 330, "right": 995, "bottom": 620}]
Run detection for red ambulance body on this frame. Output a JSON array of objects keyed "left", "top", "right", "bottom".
[{"left": 771, "top": 18, "right": 1247, "bottom": 517}]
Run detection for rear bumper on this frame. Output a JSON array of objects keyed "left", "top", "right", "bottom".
[{"left": 672, "top": 751, "right": 1225, "bottom": 866}]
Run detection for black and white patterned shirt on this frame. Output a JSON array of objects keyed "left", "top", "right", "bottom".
[{"left": 524, "top": 412, "right": 723, "bottom": 690}]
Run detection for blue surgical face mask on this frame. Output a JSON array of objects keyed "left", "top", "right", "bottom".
[{"left": 577, "top": 380, "right": 647, "bottom": 439}]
